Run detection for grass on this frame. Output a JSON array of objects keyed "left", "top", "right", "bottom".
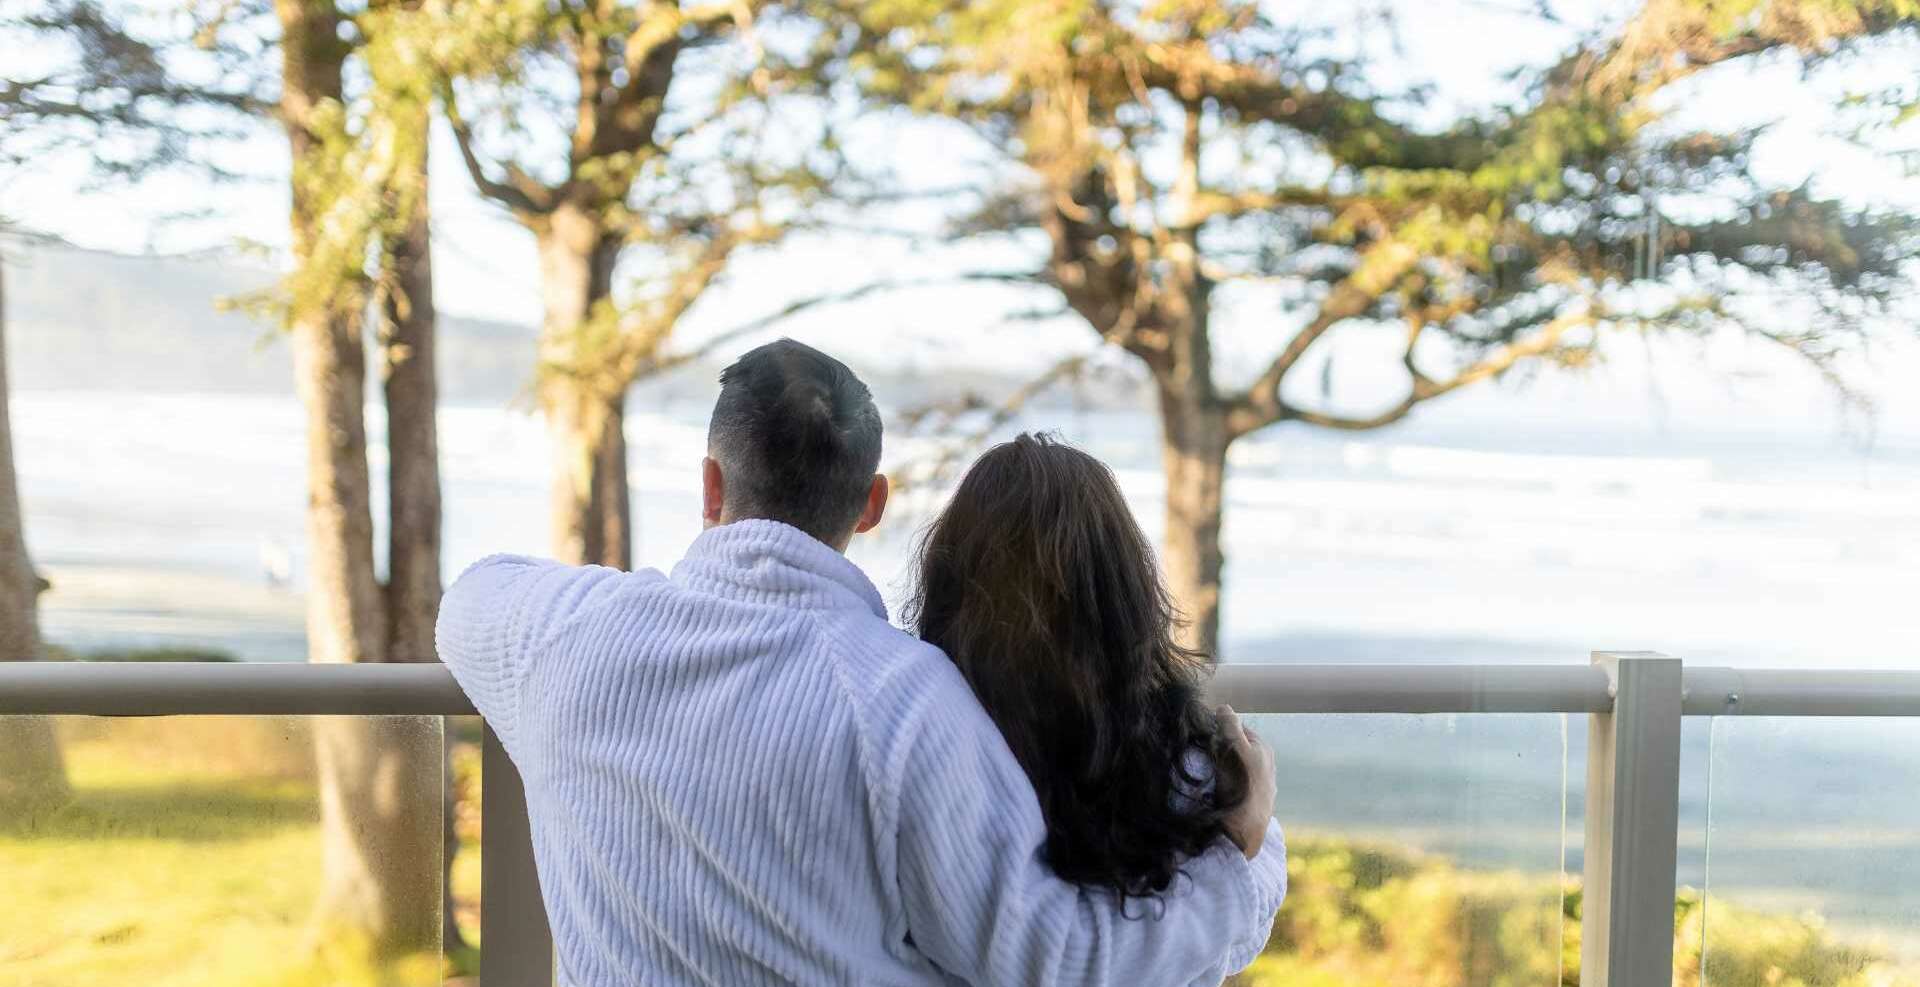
[
  {"left": 3, "top": 798, "right": 338, "bottom": 986},
  {"left": 43, "top": 645, "right": 237, "bottom": 663},
  {"left": 0, "top": 720, "right": 452, "bottom": 987}
]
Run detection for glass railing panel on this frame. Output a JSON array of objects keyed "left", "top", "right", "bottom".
[
  {"left": 447, "top": 714, "right": 484, "bottom": 970},
  {"left": 1673, "top": 714, "right": 1716, "bottom": 981},
  {"left": 1698, "top": 716, "right": 1920, "bottom": 987},
  {"left": 1234, "top": 711, "right": 1572, "bottom": 986},
  {"left": 0, "top": 714, "right": 444, "bottom": 987}
]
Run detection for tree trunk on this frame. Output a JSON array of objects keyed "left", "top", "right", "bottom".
[
  {"left": 295, "top": 274, "right": 440, "bottom": 960},
  {"left": 380, "top": 171, "right": 440, "bottom": 668},
  {"left": 1154, "top": 175, "right": 1229, "bottom": 657},
  {"left": 279, "top": 0, "right": 439, "bottom": 962},
  {"left": 536, "top": 208, "right": 631, "bottom": 568},
  {"left": 0, "top": 257, "right": 68, "bottom": 814},
  {"left": 592, "top": 393, "right": 632, "bottom": 569},
  {"left": 1158, "top": 388, "right": 1230, "bottom": 659},
  {"left": 544, "top": 389, "right": 631, "bottom": 569},
  {"left": 311, "top": 714, "right": 443, "bottom": 959},
  {"left": 374, "top": 96, "right": 463, "bottom": 954},
  {"left": 279, "top": 0, "right": 380, "bottom": 666}
]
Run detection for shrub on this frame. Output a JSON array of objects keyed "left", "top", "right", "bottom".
[{"left": 1232, "top": 839, "right": 1920, "bottom": 987}]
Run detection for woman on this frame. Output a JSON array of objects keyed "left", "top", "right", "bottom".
[{"left": 907, "top": 432, "right": 1280, "bottom": 903}]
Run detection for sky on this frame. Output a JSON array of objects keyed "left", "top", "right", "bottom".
[{"left": 2, "top": 0, "right": 1916, "bottom": 406}]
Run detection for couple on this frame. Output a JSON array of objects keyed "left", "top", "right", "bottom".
[{"left": 437, "top": 339, "right": 1287, "bottom": 986}]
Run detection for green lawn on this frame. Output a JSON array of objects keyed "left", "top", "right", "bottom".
[{"left": 0, "top": 719, "right": 452, "bottom": 987}]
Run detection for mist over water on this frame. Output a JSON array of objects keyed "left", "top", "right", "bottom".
[{"left": 18, "top": 388, "right": 1917, "bottom": 669}]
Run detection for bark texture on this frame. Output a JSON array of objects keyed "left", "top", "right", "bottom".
[
  {"left": 279, "top": 0, "right": 441, "bottom": 960},
  {"left": 381, "top": 170, "right": 441, "bottom": 667},
  {"left": 374, "top": 92, "right": 464, "bottom": 953},
  {"left": 0, "top": 258, "right": 68, "bottom": 813},
  {"left": 1159, "top": 392, "right": 1230, "bottom": 659},
  {"left": 537, "top": 208, "right": 631, "bottom": 568}
]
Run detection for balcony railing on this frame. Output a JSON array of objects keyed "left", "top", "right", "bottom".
[{"left": 4, "top": 652, "right": 1918, "bottom": 987}]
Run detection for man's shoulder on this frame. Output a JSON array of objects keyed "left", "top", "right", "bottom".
[
  {"left": 826, "top": 612, "right": 963, "bottom": 695},
  {"left": 452, "top": 554, "right": 668, "bottom": 603},
  {"left": 465, "top": 555, "right": 673, "bottom": 653},
  {"left": 819, "top": 613, "right": 992, "bottom": 759}
]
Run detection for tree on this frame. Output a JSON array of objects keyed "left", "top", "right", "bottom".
[
  {"left": 437, "top": 0, "right": 825, "bottom": 567},
  {"left": 835, "top": 0, "right": 1919, "bottom": 655},
  {"left": 9, "top": 0, "right": 452, "bottom": 957},
  {"left": 0, "top": 252, "right": 69, "bottom": 812},
  {"left": 0, "top": 0, "right": 263, "bottom": 810},
  {"left": 270, "top": 0, "right": 444, "bottom": 961},
  {"left": 1, "top": 0, "right": 264, "bottom": 175},
  {"left": 364, "top": 0, "right": 466, "bottom": 955}
]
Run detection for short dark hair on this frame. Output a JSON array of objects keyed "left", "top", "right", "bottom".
[{"left": 708, "top": 339, "right": 883, "bottom": 542}]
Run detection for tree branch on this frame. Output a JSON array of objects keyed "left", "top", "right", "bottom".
[
  {"left": 1253, "top": 308, "right": 1596, "bottom": 434},
  {"left": 442, "top": 84, "right": 553, "bottom": 215},
  {"left": 1229, "top": 239, "right": 1420, "bottom": 437},
  {"left": 639, "top": 269, "right": 1047, "bottom": 378},
  {"left": 891, "top": 353, "right": 1091, "bottom": 492},
  {"left": 589, "top": 1, "right": 751, "bottom": 172},
  {"left": 600, "top": 213, "right": 800, "bottom": 386},
  {"left": 1187, "top": 186, "right": 1340, "bottom": 225},
  {"left": 1577, "top": 0, "right": 1902, "bottom": 101}
]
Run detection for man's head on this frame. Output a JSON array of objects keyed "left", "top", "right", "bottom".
[{"left": 704, "top": 339, "right": 887, "bottom": 550}]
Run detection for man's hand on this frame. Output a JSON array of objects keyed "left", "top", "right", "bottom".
[{"left": 1216, "top": 705, "right": 1276, "bottom": 860}]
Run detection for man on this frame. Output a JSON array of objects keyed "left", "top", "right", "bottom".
[{"left": 438, "top": 339, "right": 1286, "bottom": 985}]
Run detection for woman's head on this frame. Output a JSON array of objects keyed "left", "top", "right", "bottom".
[{"left": 907, "top": 432, "right": 1249, "bottom": 900}]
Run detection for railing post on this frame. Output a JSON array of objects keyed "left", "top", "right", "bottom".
[
  {"left": 482, "top": 724, "right": 554, "bottom": 986},
  {"left": 1582, "top": 651, "right": 1684, "bottom": 987}
]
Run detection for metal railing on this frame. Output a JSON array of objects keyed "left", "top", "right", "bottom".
[{"left": 5, "top": 651, "right": 1920, "bottom": 986}]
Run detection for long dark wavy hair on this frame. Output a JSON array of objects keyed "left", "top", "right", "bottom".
[{"left": 906, "top": 432, "right": 1251, "bottom": 901}]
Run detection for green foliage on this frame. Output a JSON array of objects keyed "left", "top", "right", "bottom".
[
  {"left": 0, "top": 1, "right": 263, "bottom": 178},
  {"left": 266, "top": 0, "right": 441, "bottom": 332},
  {"left": 1671, "top": 889, "right": 1918, "bottom": 987},
  {"left": 834, "top": 0, "right": 1918, "bottom": 439},
  {"left": 1246, "top": 840, "right": 1565, "bottom": 987},
  {"left": 1231, "top": 838, "right": 1920, "bottom": 987},
  {"left": 429, "top": 0, "right": 855, "bottom": 404}
]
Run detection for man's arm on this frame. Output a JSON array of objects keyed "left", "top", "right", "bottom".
[
  {"left": 434, "top": 554, "right": 623, "bottom": 746},
  {"left": 887, "top": 674, "right": 1288, "bottom": 986}
]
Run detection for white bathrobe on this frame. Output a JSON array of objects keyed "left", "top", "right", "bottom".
[{"left": 437, "top": 519, "right": 1286, "bottom": 986}]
